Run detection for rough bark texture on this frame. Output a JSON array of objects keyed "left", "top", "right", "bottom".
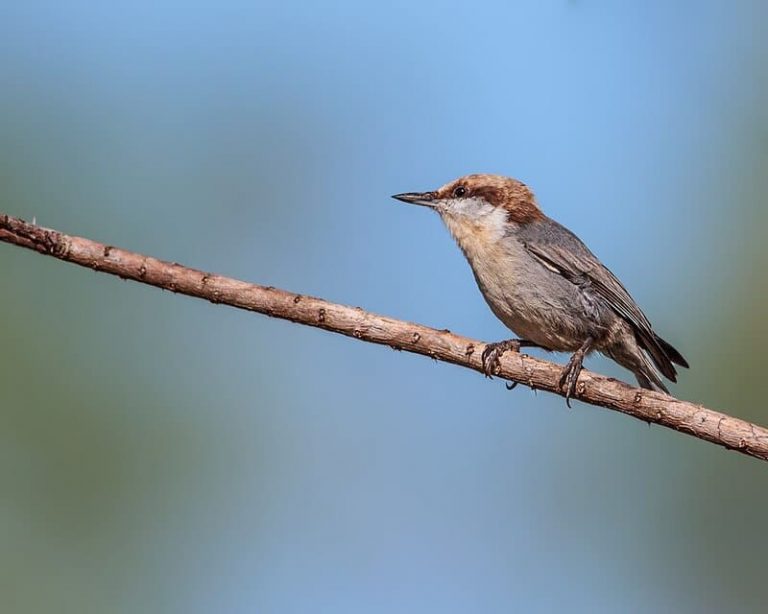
[{"left": 2, "top": 213, "right": 767, "bottom": 462}]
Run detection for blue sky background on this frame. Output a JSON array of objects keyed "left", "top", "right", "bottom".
[{"left": 1, "top": 2, "right": 767, "bottom": 612}]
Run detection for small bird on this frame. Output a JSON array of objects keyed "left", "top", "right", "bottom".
[{"left": 393, "top": 174, "right": 688, "bottom": 404}]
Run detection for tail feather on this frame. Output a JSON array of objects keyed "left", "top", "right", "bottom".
[
  {"left": 637, "top": 333, "right": 678, "bottom": 382},
  {"left": 636, "top": 332, "right": 689, "bottom": 384},
  {"left": 634, "top": 368, "right": 670, "bottom": 394},
  {"left": 611, "top": 339, "right": 672, "bottom": 393},
  {"left": 606, "top": 329, "right": 686, "bottom": 394},
  {"left": 655, "top": 334, "right": 689, "bottom": 369}
]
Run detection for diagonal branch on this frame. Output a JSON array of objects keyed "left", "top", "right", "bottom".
[{"left": 1, "top": 213, "right": 767, "bottom": 463}]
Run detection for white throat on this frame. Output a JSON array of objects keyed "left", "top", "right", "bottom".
[{"left": 439, "top": 200, "right": 510, "bottom": 257}]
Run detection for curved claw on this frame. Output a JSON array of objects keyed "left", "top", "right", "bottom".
[
  {"left": 559, "top": 365, "right": 579, "bottom": 408},
  {"left": 558, "top": 336, "right": 594, "bottom": 408},
  {"left": 481, "top": 339, "right": 522, "bottom": 378}
]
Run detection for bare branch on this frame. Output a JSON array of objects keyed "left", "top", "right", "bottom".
[{"left": 1, "top": 213, "right": 766, "bottom": 462}]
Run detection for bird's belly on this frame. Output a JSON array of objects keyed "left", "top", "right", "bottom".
[
  {"left": 489, "top": 294, "right": 585, "bottom": 350},
  {"left": 470, "top": 256, "right": 599, "bottom": 352}
]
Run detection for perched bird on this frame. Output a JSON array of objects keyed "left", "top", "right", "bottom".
[{"left": 393, "top": 174, "right": 688, "bottom": 404}]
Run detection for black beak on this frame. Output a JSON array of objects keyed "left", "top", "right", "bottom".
[{"left": 391, "top": 191, "right": 438, "bottom": 207}]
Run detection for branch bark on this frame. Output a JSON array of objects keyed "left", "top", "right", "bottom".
[{"left": 2, "top": 213, "right": 766, "bottom": 462}]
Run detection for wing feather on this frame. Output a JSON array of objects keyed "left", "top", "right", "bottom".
[{"left": 518, "top": 219, "right": 685, "bottom": 379}]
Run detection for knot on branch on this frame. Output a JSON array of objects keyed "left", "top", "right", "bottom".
[{"left": 0, "top": 216, "right": 68, "bottom": 257}]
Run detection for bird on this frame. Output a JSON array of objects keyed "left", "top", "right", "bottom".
[{"left": 392, "top": 174, "right": 688, "bottom": 405}]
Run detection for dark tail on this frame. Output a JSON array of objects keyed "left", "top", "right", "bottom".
[
  {"left": 636, "top": 332, "right": 689, "bottom": 384},
  {"left": 634, "top": 367, "right": 670, "bottom": 394},
  {"left": 607, "top": 331, "right": 688, "bottom": 393},
  {"left": 629, "top": 332, "right": 687, "bottom": 393},
  {"left": 655, "top": 334, "right": 689, "bottom": 368}
]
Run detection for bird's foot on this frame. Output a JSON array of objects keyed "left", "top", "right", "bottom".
[
  {"left": 558, "top": 359, "right": 582, "bottom": 408},
  {"left": 558, "top": 337, "right": 594, "bottom": 408},
  {"left": 481, "top": 338, "right": 545, "bottom": 381},
  {"left": 481, "top": 339, "right": 522, "bottom": 378}
]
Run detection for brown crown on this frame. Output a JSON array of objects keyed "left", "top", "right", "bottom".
[{"left": 436, "top": 174, "right": 544, "bottom": 224}]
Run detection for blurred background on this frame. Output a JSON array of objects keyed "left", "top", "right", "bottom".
[{"left": 1, "top": 1, "right": 767, "bottom": 612}]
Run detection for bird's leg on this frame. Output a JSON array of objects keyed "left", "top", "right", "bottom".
[
  {"left": 559, "top": 336, "right": 594, "bottom": 408},
  {"left": 481, "top": 339, "right": 542, "bottom": 379}
]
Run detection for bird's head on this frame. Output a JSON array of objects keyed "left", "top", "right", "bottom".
[{"left": 392, "top": 174, "right": 543, "bottom": 231}]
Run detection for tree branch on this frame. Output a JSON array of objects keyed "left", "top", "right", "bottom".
[{"left": 2, "top": 213, "right": 766, "bottom": 463}]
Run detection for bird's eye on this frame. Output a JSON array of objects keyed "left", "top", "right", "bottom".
[{"left": 453, "top": 186, "right": 467, "bottom": 198}]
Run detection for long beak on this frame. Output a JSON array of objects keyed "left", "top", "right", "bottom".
[{"left": 391, "top": 191, "right": 438, "bottom": 208}]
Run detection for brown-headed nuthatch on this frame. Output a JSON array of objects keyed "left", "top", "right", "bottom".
[{"left": 393, "top": 174, "right": 688, "bottom": 404}]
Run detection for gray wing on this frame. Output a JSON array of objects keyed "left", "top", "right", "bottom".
[{"left": 517, "top": 218, "right": 685, "bottom": 380}]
